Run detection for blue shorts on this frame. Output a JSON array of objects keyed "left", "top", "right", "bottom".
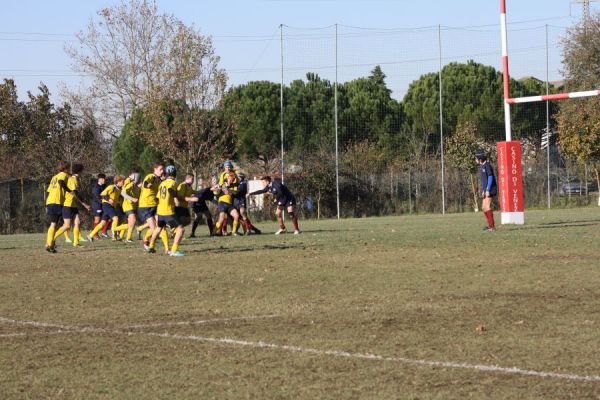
[
  {"left": 217, "top": 202, "right": 234, "bottom": 214},
  {"left": 62, "top": 206, "right": 79, "bottom": 219},
  {"left": 46, "top": 204, "right": 63, "bottom": 223},
  {"left": 157, "top": 215, "right": 180, "bottom": 229},
  {"left": 92, "top": 203, "right": 103, "bottom": 217},
  {"left": 138, "top": 207, "right": 157, "bottom": 222},
  {"left": 46, "top": 204, "right": 63, "bottom": 217},
  {"left": 277, "top": 195, "right": 296, "bottom": 209},
  {"left": 234, "top": 198, "right": 246, "bottom": 210},
  {"left": 101, "top": 203, "right": 117, "bottom": 221},
  {"left": 124, "top": 209, "right": 137, "bottom": 217}
]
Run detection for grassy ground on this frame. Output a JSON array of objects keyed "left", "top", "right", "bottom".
[{"left": 1, "top": 208, "right": 599, "bottom": 399}]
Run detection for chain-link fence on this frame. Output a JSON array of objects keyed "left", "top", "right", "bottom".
[{"left": 246, "top": 22, "right": 599, "bottom": 218}]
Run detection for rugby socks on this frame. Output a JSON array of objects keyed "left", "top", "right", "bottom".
[
  {"left": 144, "top": 229, "right": 153, "bottom": 242},
  {"left": 102, "top": 222, "right": 110, "bottom": 235},
  {"left": 191, "top": 219, "right": 199, "bottom": 235},
  {"left": 46, "top": 225, "right": 56, "bottom": 247},
  {"left": 53, "top": 226, "right": 68, "bottom": 241},
  {"left": 232, "top": 220, "right": 239, "bottom": 234},
  {"left": 206, "top": 218, "right": 214, "bottom": 235},
  {"left": 111, "top": 220, "right": 128, "bottom": 233},
  {"left": 89, "top": 222, "right": 105, "bottom": 238},
  {"left": 277, "top": 216, "right": 285, "bottom": 230},
  {"left": 289, "top": 212, "right": 299, "bottom": 231},
  {"left": 63, "top": 232, "right": 71, "bottom": 241},
  {"left": 160, "top": 230, "right": 169, "bottom": 250},
  {"left": 484, "top": 210, "right": 495, "bottom": 228},
  {"left": 171, "top": 243, "right": 179, "bottom": 253},
  {"left": 126, "top": 228, "right": 134, "bottom": 241},
  {"left": 73, "top": 227, "right": 80, "bottom": 246}
]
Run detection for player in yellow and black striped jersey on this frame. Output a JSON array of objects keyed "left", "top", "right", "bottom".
[
  {"left": 175, "top": 173, "right": 199, "bottom": 228},
  {"left": 137, "top": 162, "right": 169, "bottom": 251},
  {"left": 52, "top": 164, "right": 91, "bottom": 247},
  {"left": 147, "top": 165, "right": 186, "bottom": 256},
  {"left": 120, "top": 170, "right": 140, "bottom": 243}
]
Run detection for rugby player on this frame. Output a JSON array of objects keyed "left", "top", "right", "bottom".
[
  {"left": 476, "top": 149, "right": 497, "bottom": 232},
  {"left": 248, "top": 176, "right": 300, "bottom": 235}
]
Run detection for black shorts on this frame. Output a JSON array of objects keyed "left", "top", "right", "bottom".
[
  {"left": 277, "top": 195, "right": 296, "bottom": 209},
  {"left": 192, "top": 202, "right": 208, "bottom": 213},
  {"left": 46, "top": 204, "right": 63, "bottom": 224},
  {"left": 157, "top": 215, "right": 181, "bottom": 229},
  {"left": 101, "top": 203, "right": 117, "bottom": 221},
  {"left": 488, "top": 188, "right": 498, "bottom": 197},
  {"left": 217, "top": 202, "right": 234, "bottom": 214},
  {"left": 175, "top": 207, "right": 191, "bottom": 226},
  {"left": 138, "top": 207, "right": 157, "bottom": 222},
  {"left": 62, "top": 206, "right": 79, "bottom": 219},
  {"left": 234, "top": 198, "right": 246, "bottom": 210},
  {"left": 124, "top": 209, "right": 137, "bottom": 217}
]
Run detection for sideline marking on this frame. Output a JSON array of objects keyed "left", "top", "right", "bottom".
[{"left": 2, "top": 316, "right": 600, "bottom": 383}]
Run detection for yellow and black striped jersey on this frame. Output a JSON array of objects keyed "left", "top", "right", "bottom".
[{"left": 46, "top": 171, "right": 69, "bottom": 206}]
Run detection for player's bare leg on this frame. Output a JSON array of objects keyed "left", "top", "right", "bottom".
[
  {"left": 53, "top": 218, "right": 72, "bottom": 242},
  {"left": 275, "top": 208, "right": 286, "bottom": 235},
  {"left": 170, "top": 226, "right": 185, "bottom": 256},
  {"left": 286, "top": 205, "right": 300, "bottom": 234},
  {"left": 230, "top": 209, "right": 240, "bottom": 236},
  {"left": 125, "top": 213, "right": 136, "bottom": 243}
]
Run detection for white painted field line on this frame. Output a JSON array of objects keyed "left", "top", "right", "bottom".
[
  {"left": 0, "top": 314, "right": 278, "bottom": 332},
  {"left": 121, "top": 314, "right": 279, "bottom": 329},
  {"left": 145, "top": 332, "right": 600, "bottom": 383},
  {"left": 2, "top": 316, "right": 600, "bottom": 383},
  {"left": 0, "top": 330, "right": 83, "bottom": 338}
]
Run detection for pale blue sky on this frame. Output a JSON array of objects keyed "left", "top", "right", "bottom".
[{"left": 1, "top": 0, "right": 595, "bottom": 101}]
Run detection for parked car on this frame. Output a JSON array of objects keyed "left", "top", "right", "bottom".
[{"left": 559, "top": 180, "right": 598, "bottom": 196}]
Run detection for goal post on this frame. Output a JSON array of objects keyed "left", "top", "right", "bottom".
[{"left": 499, "top": 0, "right": 600, "bottom": 225}]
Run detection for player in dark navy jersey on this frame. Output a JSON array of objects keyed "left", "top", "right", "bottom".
[
  {"left": 233, "top": 172, "right": 261, "bottom": 235},
  {"left": 248, "top": 176, "right": 300, "bottom": 235},
  {"left": 91, "top": 174, "right": 108, "bottom": 239},
  {"left": 190, "top": 186, "right": 215, "bottom": 237},
  {"left": 476, "top": 149, "right": 496, "bottom": 232}
]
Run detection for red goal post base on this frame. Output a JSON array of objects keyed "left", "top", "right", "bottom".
[{"left": 497, "top": 141, "right": 525, "bottom": 225}]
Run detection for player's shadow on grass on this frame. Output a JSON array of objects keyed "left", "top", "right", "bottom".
[
  {"left": 187, "top": 243, "right": 314, "bottom": 254},
  {"left": 528, "top": 219, "right": 600, "bottom": 229}
]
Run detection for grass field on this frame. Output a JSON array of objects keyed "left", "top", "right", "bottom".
[{"left": 1, "top": 208, "right": 600, "bottom": 399}]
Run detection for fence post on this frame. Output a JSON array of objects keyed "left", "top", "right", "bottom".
[
  {"left": 279, "top": 24, "right": 285, "bottom": 184},
  {"left": 545, "top": 24, "right": 551, "bottom": 209},
  {"left": 438, "top": 24, "right": 446, "bottom": 215},
  {"left": 335, "top": 24, "right": 340, "bottom": 219}
]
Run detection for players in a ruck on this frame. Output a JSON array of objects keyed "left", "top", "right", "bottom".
[
  {"left": 87, "top": 175, "right": 129, "bottom": 240},
  {"left": 248, "top": 176, "right": 300, "bottom": 235},
  {"left": 233, "top": 172, "right": 261, "bottom": 235}
]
